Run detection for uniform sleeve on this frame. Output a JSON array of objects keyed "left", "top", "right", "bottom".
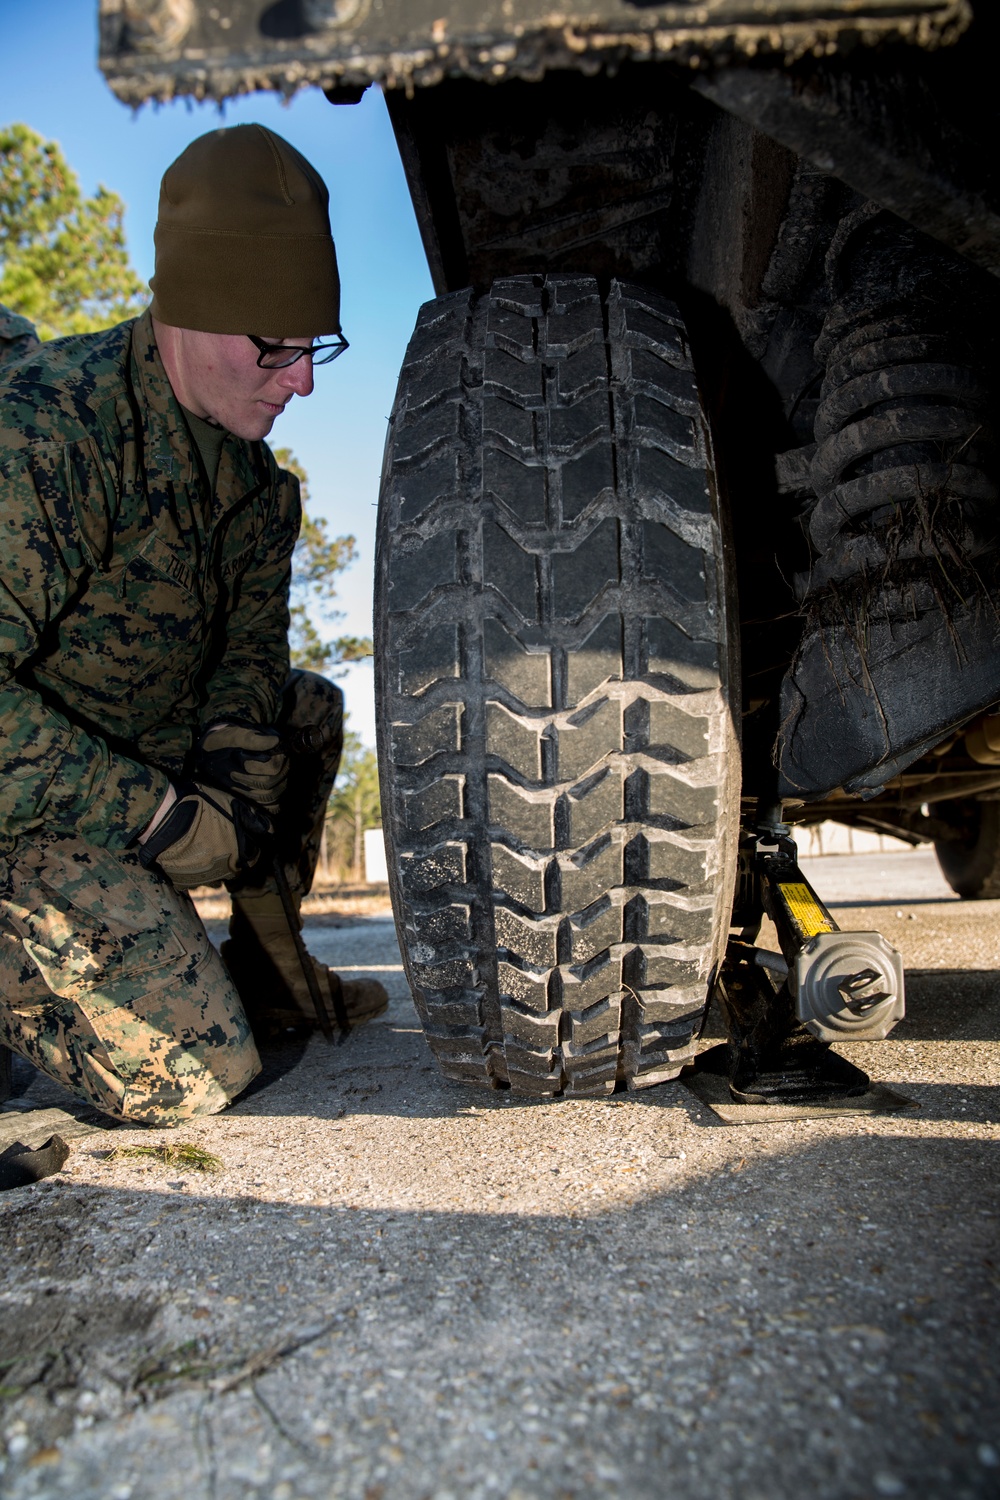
[
  {"left": 199, "top": 464, "right": 300, "bottom": 725},
  {"left": 0, "top": 441, "right": 169, "bottom": 849}
]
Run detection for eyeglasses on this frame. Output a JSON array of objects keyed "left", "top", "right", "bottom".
[{"left": 247, "top": 333, "right": 349, "bottom": 369}]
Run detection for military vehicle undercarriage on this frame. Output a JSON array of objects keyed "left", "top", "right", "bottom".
[{"left": 101, "top": 1, "right": 998, "bottom": 1101}]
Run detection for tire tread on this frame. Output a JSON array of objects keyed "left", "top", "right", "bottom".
[{"left": 376, "top": 276, "right": 738, "bottom": 1095}]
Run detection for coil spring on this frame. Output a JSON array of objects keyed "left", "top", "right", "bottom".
[{"left": 801, "top": 229, "right": 997, "bottom": 599}]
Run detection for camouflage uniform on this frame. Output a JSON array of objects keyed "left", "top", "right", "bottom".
[
  {"left": 0, "top": 305, "right": 40, "bottom": 366},
  {"left": 0, "top": 310, "right": 341, "bottom": 1123}
]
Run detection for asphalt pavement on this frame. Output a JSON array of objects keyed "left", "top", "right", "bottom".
[{"left": 0, "top": 850, "right": 997, "bottom": 1500}]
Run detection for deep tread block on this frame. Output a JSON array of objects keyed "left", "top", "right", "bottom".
[
  {"left": 490, "top": 843, "right": 549, "bottom": 912},
  {"left": 634, "top": 394, "right": 699, "bottom": 458},
  {"left": 401, "top": 775, "right": 464, "bottom": 832},
  {"left": 644, "top": 766, "right": 719, "bottom": 828},
  {"left": 488, "top": 775, "right": 556, "bottom": 848},
  {"left": 642, "top": 521, "right": 706, "bottom": 601},
  {"left": 422, "top": 994, "right": 482, "bottom": 1027},
  {"left": 646, "top": 698, "right": 712, "bottom": 761},
  {"left": 392, "top": 399, "right": 464, "bottom": 466},
  {"left": 426, "top": 1035, "right": 490, "bottom": 1066},
  {"left": 485, "top": 702, "right": 544, "bottom": 779},
  {"left": 629, "top": 348, "right": 702, "bottom": 412},
  {"left": 634, "top": 444, "right": 712, "bottom": 515},
  {"left": 412, "top": 958, "right": 479, "bottom": 992},
  {"left": 500, "top": 1003, "right": 560, "bottom": 1049},
  {"left": 388, "top": 530, "right": 458, "bottom": 613},
  {"left": 638, "top": 948, "right": 702, "bottom": 989},
  {"left": 569, "top": 897, "right": 623, "bottom": 964},
  {"left": 484, "top": 347, "right": 544, "bottom": 404},
  {"left": 557, "top": 698, "right": 623, "bottom": 781},
  {"left": 558, "top": 834, "right": 624, "bottom": 912},
  {"left": 634, "top": 987, "right": 708, "bottom": 1022},
  {"left": 398, "top": 623, "right": 461, "bottom": 696},
  {"left": 391, "top": 704, "right": 463, "bottom": 766},
  {"left": 483, "top": 619, "right": 550, "bottom": 706},
  {"left": 642, "top": 893, "right": 714, "bottom": 946},
  {"left": 482, "top": 391, "right": 535, "bottom": 451},
  {"left": 566, "top": 766, "right": 625, "bottom": 846},
  {"left": 642, "top": 830, "right": 710, "bottom": 888},
  {"left": 482, "top": 520, "right": 538, "bottom": 619},
  {"left": 398, "top": 841, "right": 467, "bottom": 896},
  {"left": 377, "top": 276, "right": 738, "bottom": 1096},
  {"left": 561, "top": 443, "right": 615, "bottom": 522},
  {"left": 565, "top": 616, "right": 623, "bottom": 704},
  {"left": 554, "top": 340, "right": 608, "bottom": 401},
  {"left": 645, "top": 620, "right": 720, "bottom": 689},
  {"left": 551, "top": 518, "right": 619, "bottom": 618},
  {"left": 497, "top": 954, "right": 551, "bottom": 1014},
  {"left": 484, "top": 448, "right": 547, "bottom": 525},
  {"left": 565, "top": 994, "right": 622, "bottom": 1048},
  {"left": 409, "top": 903, "right": 473, "bottom": 946},
  {"left": 548, "top": 391, "right": 609, "bottom": 454},
  {"left": 506, "top": 1070, "right": 562, "bottom": 1098},
  {"left": 495, "top": 907, "right": 560, "bottom": 969},
  {"left": 562, "top": 954, "right": 623, "bottom": 1013},
  {"left": 398, "top": 450, "right": 461, "bottom": 527},
  {"left": 504, "top": 1043, "right": 560, "bottom": 1079}
]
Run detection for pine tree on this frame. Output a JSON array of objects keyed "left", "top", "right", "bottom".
[
  {"left": 0, "top": 123, "right": 147, "bottom": 339},
  {"left": 271, "top": 448, "right": 373, "bottom": 675}
]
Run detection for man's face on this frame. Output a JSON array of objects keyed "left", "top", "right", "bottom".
[{"left": 162, "top": 328, "right": 316, "bottom": 440}]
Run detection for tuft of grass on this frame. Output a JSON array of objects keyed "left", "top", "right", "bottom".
[
  {"left": 135, "top": 1340, "right": 218, "bottom": 1387},
  {"left": 107, "top": 1141, "right": 223, "bottom": 1173}
]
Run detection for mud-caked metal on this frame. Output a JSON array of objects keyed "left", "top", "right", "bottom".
[{"left": 98, "top": 1, "right": 968, "bottom": 102}]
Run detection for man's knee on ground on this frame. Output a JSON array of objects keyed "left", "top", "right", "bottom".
[
  {"left": 109, "top": 1046, "right": 260, "bottom": 1126},
  {"left": 57, "top": 1005, "right": 261, "bottom": 1127}
]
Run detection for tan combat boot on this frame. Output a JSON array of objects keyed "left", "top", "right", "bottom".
[{"left": 221, "top": 891, "right": 388, "bottom": 1040}]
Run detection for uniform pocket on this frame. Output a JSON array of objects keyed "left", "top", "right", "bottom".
[{"left": 2, "top": 836, "right": 190, "bottom": 1002}]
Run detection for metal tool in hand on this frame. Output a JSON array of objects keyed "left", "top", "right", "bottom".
[{"left": 273, "top": 719, "right": 351, "bottom": 1044}]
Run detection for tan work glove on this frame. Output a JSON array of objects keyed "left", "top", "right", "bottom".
[
  {"left": 195, "top": 721, "right": 288, "bottom": 817},
  {"left": 137, "top": 781, "right": 272, "bottom": 888}
]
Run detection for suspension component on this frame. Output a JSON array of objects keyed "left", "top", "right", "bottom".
[
  {"left": 802, "top": 207, "right": 996, "bottom": 600},
  {"left": 777, "top": 208, "right": 1000, "bottom": 798}
]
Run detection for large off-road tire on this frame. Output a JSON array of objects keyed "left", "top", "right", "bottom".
[
  {"left": 374, "top": 275, "right": 739, "bottom": 1096},
  {"left": 934, "top": 799, "right": 1000, "bottom": 899}
]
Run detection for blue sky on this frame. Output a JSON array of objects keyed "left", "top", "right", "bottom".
[{"left": 0, "top": 1, "right": 435, "bottom": 745}]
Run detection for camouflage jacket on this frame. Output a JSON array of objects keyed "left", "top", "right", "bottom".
[
  {"left": 0, "top": 305, "right": 40, "bottom": 366},
  {"left": 0, "top": 311, "right": 299, "bottom": 851}
]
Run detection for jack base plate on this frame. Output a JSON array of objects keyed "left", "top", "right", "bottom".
[{"left": 682, "top": 1044, "right": 914, "bottom": 1124}]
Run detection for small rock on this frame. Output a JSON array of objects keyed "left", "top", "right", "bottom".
[
  {"left": 978, "top": 1444, "right": 999, "bottom": 1468},
  {"left": 873, "top": 1475, "right": 905, "bottom": 1497}
]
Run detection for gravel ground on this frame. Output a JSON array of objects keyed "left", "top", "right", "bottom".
[{"left": 0, "top": 850, "right": 997, "bottom": 1500}]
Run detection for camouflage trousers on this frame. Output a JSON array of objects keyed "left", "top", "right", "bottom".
[{"left": 0, "top": 670, "right": 344, "bottom": 1125}]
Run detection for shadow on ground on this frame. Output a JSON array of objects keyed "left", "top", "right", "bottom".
[{"left": 0, "top": 1132, "right": 997, "bottom": 1500}]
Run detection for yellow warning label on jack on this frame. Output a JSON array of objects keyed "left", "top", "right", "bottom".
[{"left": 778, "top": 882, "right": 834, "bottom": 939}]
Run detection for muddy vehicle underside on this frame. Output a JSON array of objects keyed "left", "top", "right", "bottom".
[{"left": 102, "top": 1, "right": 999, "bottom": 1101}]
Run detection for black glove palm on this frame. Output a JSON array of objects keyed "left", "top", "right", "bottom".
[{"left": 195, "top": 721, "right": 288, "bottom": 816}]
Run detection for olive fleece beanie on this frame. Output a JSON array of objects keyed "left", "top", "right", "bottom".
[{"left": 149, "top": 124, "right": 341, "bottom": 336}]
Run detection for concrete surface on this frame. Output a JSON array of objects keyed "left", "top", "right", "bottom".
[
  {"left": 0, "top": 852, "right": 997, "bottom": 1500},
  {"left": 800, "top": 848, "right": 958, "bottom": 905}
]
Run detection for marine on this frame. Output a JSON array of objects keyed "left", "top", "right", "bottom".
[{"left": 0, "top": 125, "right": 387, "bottom": 1126}]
